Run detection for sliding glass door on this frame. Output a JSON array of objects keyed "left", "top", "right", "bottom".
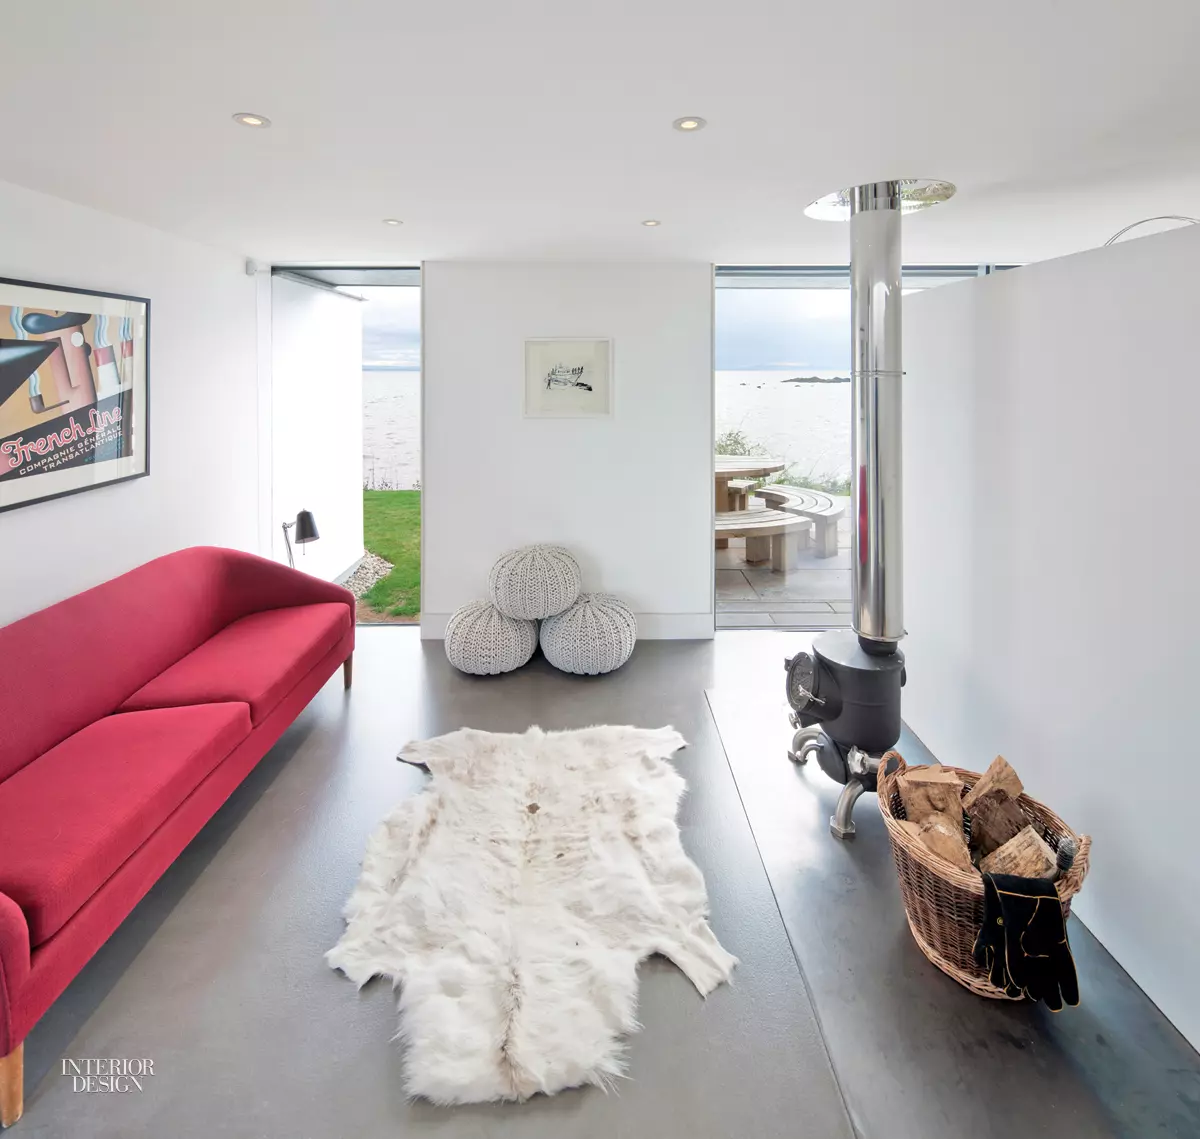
[{"left": 712, "top": 266, "right": 998, "bottom": 630}]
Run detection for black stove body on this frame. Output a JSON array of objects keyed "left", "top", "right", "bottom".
[{"left": 786, "top": 631, "right": 905, "bottom": 837}]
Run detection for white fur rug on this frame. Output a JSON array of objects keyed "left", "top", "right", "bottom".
[{"left": 326, "top": 725, "right": 736, "bottom": 1104}]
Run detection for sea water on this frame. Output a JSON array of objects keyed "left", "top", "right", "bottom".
[
  {"left": 716, "top": 370, "right": 851, "bottom": 484},
  {"left": 363, "top": 369, "right": 421, "bottom": 489}
]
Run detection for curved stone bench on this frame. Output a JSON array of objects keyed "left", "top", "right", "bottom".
[
  {"left": 715, "top": 509, "right": 811, "bottom": 572},
  {"left": 725, "top": 478, "right": 757, "bottom": 511},
  {"left": 752, "top": 485, "right": 844, "bottom": 558}
]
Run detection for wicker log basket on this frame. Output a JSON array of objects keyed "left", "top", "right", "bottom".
[{"left": 877, "top": 752, "right": 1091, "bottom": 999}]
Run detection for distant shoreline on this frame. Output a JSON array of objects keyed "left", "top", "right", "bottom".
[
  {"left": 782, "top": 375, "right": 850, "bottom": 384},
  {"left": 363, "top": 365, "right": 420, "bottom": 372}
]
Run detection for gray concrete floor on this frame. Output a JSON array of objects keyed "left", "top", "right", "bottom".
[
  {"left": 20, "top": 630, "right": 852, "bottom": 1139},
  {"left": 716, "top": 510, "right": 852, "bottom": 629},
  {"left": 707, "top": 632, "right": 1200, "bottom": 1139},
  {"left": 18, "top": 630, "right": 1199, "bottom": 1138}
]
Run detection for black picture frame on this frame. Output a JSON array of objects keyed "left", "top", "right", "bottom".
[{"left": 0, "top": 275, "right": 150, "bottom": 515}]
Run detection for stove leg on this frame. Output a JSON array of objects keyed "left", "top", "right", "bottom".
[
  {"left": 830, "top": 778, "right": 867, "bottom": 840},
  {"left": 788, "top": 724, "right": 826, "bottom": 766}
]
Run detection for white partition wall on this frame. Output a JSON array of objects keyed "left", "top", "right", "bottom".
[
  {"left": 421, "top": 261, "right": 715, "bottom": 638},
  {"left": 903, "top": 225, "right": 1200, "bottom": 1047},
  {"left": 270, "top": 275, "right": 364, "bottom": 582},
  {"left": 0, "top": 178, "right": 259, "bottom": 626}
]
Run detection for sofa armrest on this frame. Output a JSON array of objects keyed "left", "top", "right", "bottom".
[
  {"left": 0, "top": 893, "right": 30, "bottom": 1056},
  {"left": 216, "top": 549, "right": 356, "bottom": 622}
]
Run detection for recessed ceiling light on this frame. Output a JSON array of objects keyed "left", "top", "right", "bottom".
[
  {"left": 232, "top": 112, "right": 271, "bottom": 128},
  {"left": 382, "top": 218, "right": 403, "bottom": 226},
  {"left": 642, "top": 219, "right": 661, "bottom": 227},
  {"left": 672, "top": 116, "right": 706, "bottom": 132}
]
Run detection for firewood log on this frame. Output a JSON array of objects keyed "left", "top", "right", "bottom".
[
  {"left": 918, "top": 814, "right": 975, "bottom": 872},
  {"left": 898, "top": 814, "right": 973, "bottom": 872},
  {"left": 968, "top": 788, "right": 1029, "bottom": 857},
  {"left": 963, "top": 755, "right": 1024, "bottom": 812},
  {"left": 979, "top": 825, "right": 1056, "bottom": 878},
  {"left": 898, "top": 765, "right": 964, "bottom": 823}
]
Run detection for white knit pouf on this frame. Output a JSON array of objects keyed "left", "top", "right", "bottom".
[
  {"left": 444, "top": 600, "right": 538, "bottom": 676},
  {"left": 488, "top": 544, "right": 582, "bottom": 621},
  {"left": 540, "top": 593, "right": 637, "bottom": 676}
]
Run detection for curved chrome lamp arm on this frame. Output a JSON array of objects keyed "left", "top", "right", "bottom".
[{"left": 1104, "top": 215, "right": 1199, "bottom": 246}]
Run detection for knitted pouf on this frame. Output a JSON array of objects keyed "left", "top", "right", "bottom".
[
  {"left": 488, "top": 544, "right": 582, "bottom": 621},
  {"left": 444, "top": 600, "right": 538, "bottom": 676},
  {"left": 540, "top": 593, "right": 638, "bottom": 676}
]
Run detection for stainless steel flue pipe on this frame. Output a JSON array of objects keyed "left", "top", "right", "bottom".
[{"left": 849, "top": 182, "right": 904, "bottom": 646}]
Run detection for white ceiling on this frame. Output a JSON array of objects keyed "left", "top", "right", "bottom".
[{"left": 2, "top": 1, "right": 1199, "bottom": 266}]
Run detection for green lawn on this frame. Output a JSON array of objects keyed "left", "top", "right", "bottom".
[{"left": 362, "top": 490, "right": 421, "bottom": 617}]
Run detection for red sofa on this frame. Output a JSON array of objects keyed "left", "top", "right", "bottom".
[{"left": 0, "top": 547, "right": 354, "bottom": 1126}]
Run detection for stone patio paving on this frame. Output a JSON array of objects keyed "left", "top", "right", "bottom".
[{"left": 716, "top": 504, "right": 852, "bottom": 629}]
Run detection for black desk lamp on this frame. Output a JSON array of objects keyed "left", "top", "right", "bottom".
[{"left": 282, "top": 510, "right": 319, "bottom": 568}]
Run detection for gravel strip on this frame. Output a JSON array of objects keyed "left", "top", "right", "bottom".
[{"left": 342, "top": 552, "right": 394, "bottom": 598}]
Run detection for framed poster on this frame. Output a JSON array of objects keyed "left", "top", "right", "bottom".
[
  {"left": 524, "top": 338, "right": 612, "bottom": 418},
  {"left": 0, "top": 276, "right": 149, "bottom": 514}
]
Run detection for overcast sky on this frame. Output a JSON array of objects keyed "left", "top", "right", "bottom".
[
  {"left": 361, "top": 287, "right": 421, "bottom": 369},
  {"left": 714, "top": 288, "right": 849, "bottom": 372},
  {"left": 360, "top": 285, "right": 851, "bottom": 373}
]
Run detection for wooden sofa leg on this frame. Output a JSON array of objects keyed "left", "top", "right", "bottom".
[
  {"left": 0, "top": 1042, "right": 23, "bottom": 1128},
  {"left": 343, "top": 653, "right": 354, "bottom": 689}
]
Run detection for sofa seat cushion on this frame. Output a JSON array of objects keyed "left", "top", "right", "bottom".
[
  {"left": 119, "top": 603, "right": 350, "bottom": 726},
  {"left": 0, "top": 703, "right": 251, "bottom": 946}
]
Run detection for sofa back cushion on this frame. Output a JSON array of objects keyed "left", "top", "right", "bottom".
[
  {"left": 0, "top": 547, "right": 246, "bottom": 782},
  {"left": 120, "top": 602, "right": 351, "bottom": 726}
]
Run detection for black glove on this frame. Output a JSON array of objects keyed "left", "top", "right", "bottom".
[
  {"left": 973, "top": 874, "right": 1023, "bottom": 999},
  {"left": 973, "top": 873, "right": 1079, "bottom": 1010}
]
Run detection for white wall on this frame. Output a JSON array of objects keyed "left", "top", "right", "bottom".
[
  {"left": 270, "top": 276, "right": 364, "bottom": 582},
  {"left": 903, "top": 225, "right": 1200, "bottom": 1047},
  {"left": 421, "top": 261, "right": 714, "bottom": 638},
  {"left": 0, "top": 178, "right": 259, "bottom": 626}
]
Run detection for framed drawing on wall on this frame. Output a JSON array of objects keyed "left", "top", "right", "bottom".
[
  {"left": 524, "top": 338, "right": 612, "bottom": 418},
  {"left": 0, "top": 276, "right": 149, "bottom": 515}
]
